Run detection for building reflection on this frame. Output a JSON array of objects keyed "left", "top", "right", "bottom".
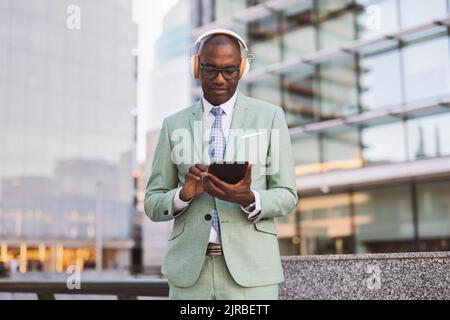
[
  {"left": 0, "top": 0, "right": 137, "bottom": 274},
  {"left": 0, "top": 155, "right": 134, "bottom": 273}
]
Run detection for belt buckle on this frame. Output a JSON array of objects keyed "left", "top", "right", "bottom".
[{"left": 206, "top": 243, "right": 223, "bottom": 256}]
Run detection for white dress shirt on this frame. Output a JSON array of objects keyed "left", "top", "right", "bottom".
[{"left": 172, "top": 90, "right": 262, "bottom": 244}]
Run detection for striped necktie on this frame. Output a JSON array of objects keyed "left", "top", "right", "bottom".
[{"left": 209, "top": 107, "right": 226, "bottom": 237}]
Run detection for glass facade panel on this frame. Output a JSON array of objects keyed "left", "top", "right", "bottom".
[
  {"left": 402, "top": 36, "right": 450, "bottom": 103},
  {"left": 319, "top": 57, "right": 358, "bottom": 119},
  {"left": 407, "top": 112, "right": 450, "bottom": 160},
  {"left": 283, "top": 25, "right": 315, "bottom": 59},
  {"left": 361, "top": 122, "right": 407, "bottom": 164},
  {"left": 300, "top": 193, "right": 353, "bottom": 255},
  {"left": 275, "top": 213, "right": 298, "bottom": 256},
  {"left": 283, "top": 0, "right": 315, "bottom": 58},
  {"left": 400, "top": 0, "right": 448, "bottom": 29},
  {"left": 354, "top": 186, "right": 415, "bottom": 253},
  {"left": 249, "top": 14, "right": 281, "bottom": 71},
  {"left": 317, "top": 0, "right": 353, "bottom": 20},
  {"left": 322, "top": 128, "right": 361, "bottom": 170},
  {"left": 283, "top": 67, "right": 320, "bottom": 126},
  {"left": 357, "top": 0, "right": 400, "bottom": 39},
  {"left": 417, "top": 181, "right": 450, "bottom": 251},
  {"left": 318, "top": 11, "right": 355, "bottom": 49},
  {"left": 291, "top": 133, "right": 320, "bottom": 175},
  {"left": 214, "top": 0, "right": 247, "bottom": 21},
  {"left": 360, "top": 49, "right": 403, "bottom": 110},
  {"left": 250, "top": 76, "right": 282, "bottom": 107}
]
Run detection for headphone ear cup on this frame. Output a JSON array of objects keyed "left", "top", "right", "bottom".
[
  {"left": 189, "top": 55, "right": 195, "bottom": 78},
  {"left": 191, "top": 55, "right": 200, "bottom": 79},
  {"left": 239, "top": 57, "right": 250, "bottom": 79}
]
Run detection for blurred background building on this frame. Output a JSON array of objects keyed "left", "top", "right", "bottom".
[
  {"left": 0, "top": 0, "right": 137, "bottom": 273},
  {"left": 189, "top": 0, "right": 450, "bottom": 256}
]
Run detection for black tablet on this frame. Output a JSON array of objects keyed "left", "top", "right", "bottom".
[{"left": 208, "top": 161, "right": 249, "bottom": 185}]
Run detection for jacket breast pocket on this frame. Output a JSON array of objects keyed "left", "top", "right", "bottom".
[
  {"left": 168, "top": 221, "right": 185, "bottom": 241},
  {"left": 254, "top": 220, "right": 278, "bottom": 236}
]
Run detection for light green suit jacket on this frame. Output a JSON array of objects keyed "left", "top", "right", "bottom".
[{"left": 144, "top": 91, "right": 298, "bottom": 288}]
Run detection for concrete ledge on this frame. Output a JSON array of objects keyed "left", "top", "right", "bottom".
[{"left": 280, "top": 251, "right": 450, "bottom": 300}]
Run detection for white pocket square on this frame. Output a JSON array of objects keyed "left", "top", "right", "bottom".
[{"left": 240, "top": 132, "right": 263, "bottom": 139}]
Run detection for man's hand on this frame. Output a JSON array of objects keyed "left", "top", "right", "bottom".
[
  {"left": 203, "top": 164, "right": 255, "bottom": 206},
  {"left": 180, "top": 164, "right": 208, "bottom": 201}
]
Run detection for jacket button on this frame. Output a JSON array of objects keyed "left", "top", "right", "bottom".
[{"left": 204, "top": 214, "right": 212, "bottom": 221}]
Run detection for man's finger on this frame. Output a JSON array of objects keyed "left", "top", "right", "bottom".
[
  {"left": 207, "top": 173, "right": 232, "bottom": 191},
  {"left": 244, "top": 163, "right": 252, "bottom": 180},
  {"left": 186, "top": 172, "right": 201, "bottom": 181},
  {"left": 206, "top": 178, "right": 227, "bottom": 198},
  {"left": 189, "top": 166, "right": 203, "bottom": 177},
  {"left": 195, "top": 163, "right": 208, "bottom": 172},
  {"left": 202, "top": 176, "right": 209, "bottom": 191}
]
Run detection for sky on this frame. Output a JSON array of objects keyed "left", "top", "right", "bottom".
[{"left": 132, "top": 0, "right": 179, "bottom": 163}]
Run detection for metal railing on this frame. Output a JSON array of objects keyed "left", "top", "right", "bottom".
[{"left": 0, "top": 279, "right": 169, "bottom": 300}]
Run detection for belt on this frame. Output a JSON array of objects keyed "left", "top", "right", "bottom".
[{"left": 206, "top": 243, "right": 223, "bottom": 256}]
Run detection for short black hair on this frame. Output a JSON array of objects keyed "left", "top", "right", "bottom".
[{"left": 199, "top": 34, "right": 242, "bottom": 57}]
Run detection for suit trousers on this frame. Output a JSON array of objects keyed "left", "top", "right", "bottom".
[{"left": 168, "top": 255, "right": 279, "bottom": 300}]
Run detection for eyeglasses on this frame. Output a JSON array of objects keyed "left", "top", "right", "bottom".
[{"left": 200, "top": 64, "right": 240, "bottom": 80}]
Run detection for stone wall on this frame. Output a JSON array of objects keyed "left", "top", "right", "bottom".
[{"left": 280, "top": 251, "right": 450, "bottom": 300}]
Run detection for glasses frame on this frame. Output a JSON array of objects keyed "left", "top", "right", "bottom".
[{"left": 199, "top": 63, "right": 241, "bottom": 80}]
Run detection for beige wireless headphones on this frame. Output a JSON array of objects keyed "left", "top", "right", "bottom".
[{"left": 190, "top": 28, "right": 253, "bottom": 80}]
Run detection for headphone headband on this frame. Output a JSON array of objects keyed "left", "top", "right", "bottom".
[{"left": 193, "top": 28, "right": 249, "bottom": 52}]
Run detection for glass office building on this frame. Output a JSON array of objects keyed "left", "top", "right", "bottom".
[
  {"left": 191, "top": 0, "right": 450, "bottom": 255},
  {"left": 0, "top": 0, "right": 137, "bottom": 272}
]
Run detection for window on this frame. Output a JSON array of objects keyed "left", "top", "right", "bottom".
[
  {"left": 318, "top": 11, "right": 355, "bottom": 49},
  {"left": 322, "top": 127, "right": 361, "bottom": 170},
  {"left": 360, "top": 49, "right": 402, "bottom": 110},
  {"left": 354, "top": 186, "right": 415, "bottom": 253},
  {"left": 249, "top": 76, "right": 281, "bottom": 107},
  {"left": 361, "top": 121, "right": 407, "bottom": 164},
  {"left": 291, "top": 133, "right": 320, "bottom": 175},
  {"left": 357, "top": 0, "right": 400, "bottom": 39},
  {"left": 283, "top": 67, "right": 320, "bottom": 126},
  {"left": 400, "top": 0, "right": 448, "bottom": 29},
  {"left": 317, "top": 0, "right": 353, "bottom": 20},
  {"left": 275, "top": 213, "right": 297, "bottom": 241},
  {"left": 282, "top": 0, "right": 315, "bottom": 58},
  {"left": 417, "top": 181, "right": 450, "bottom": 251},
  {"left": 402, "top": 36, "right": 450, "bottom": 103},
  {"left": 249, "top": 14, "right": 281, "bottom": 71},
  {"left": 299, "top": 193, "right": 353, "bottom": 255},
  {"left": 214, "top": 0, "right": 247, "bottom": 21},
  {"left": 319, "top": 57, "right": 358, "bottom": 119},
  {"left": 407, "top": 112, "right": 450, "bottom": 160},
  {"left": 283, "top": 26, "right": 315, "bottom": 59}
]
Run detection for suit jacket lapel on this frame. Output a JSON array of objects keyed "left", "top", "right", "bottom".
[
  {"left": 189, "top": 99, "right": 205, "bottom": 164},
  {"left": 224, "top": 91, "right": 250, "bottom": 162}
]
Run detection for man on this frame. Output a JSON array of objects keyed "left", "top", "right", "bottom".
[{"left": 145, "top": 29, "right": 298, "bottom": 300}]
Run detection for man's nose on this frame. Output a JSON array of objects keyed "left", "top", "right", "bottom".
[{"left": 212, "top": 71, "right": 226, "bottom": 84}]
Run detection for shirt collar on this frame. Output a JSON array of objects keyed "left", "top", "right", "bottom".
[{"left": 202, "top": 90, "right": 238, "bottom": 116}]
